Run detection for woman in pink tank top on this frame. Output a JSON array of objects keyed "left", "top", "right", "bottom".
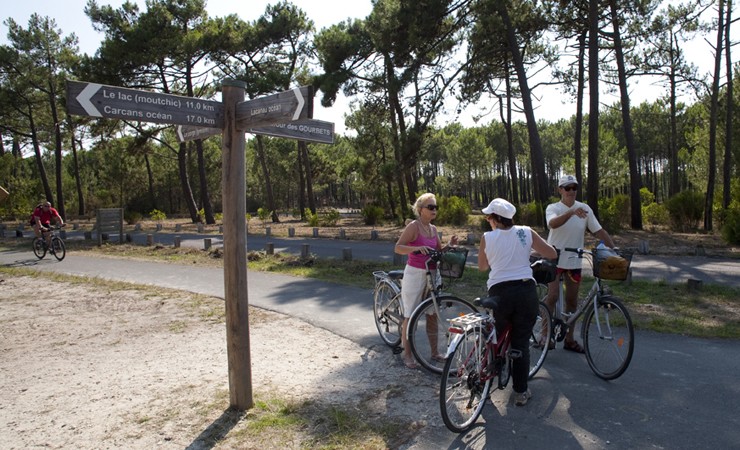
[{"left": 394, "top": 193, "right": 458, "bottom": 369}]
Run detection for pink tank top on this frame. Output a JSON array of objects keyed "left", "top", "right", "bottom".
[{"left": 407, "top": 233, "right": 439, "bottom": 270}]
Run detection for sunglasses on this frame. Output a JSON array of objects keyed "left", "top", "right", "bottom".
[
  {"left": 424, "top": 204, "right": 438, "bottom": 211},
  {"left": 561, "top": 185, "right": 578, "bottom": 192}
]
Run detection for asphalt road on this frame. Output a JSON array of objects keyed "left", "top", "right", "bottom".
[{"left": 2, "top": 236, "right": 739, "bottom": 449}]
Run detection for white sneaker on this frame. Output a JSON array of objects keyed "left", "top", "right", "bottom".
[{"left": 514, "top": 389, "right": 531, "bottom": 406}]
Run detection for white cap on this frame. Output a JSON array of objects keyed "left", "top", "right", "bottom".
[
  {"left": 559, "top": 175, "right": 579, "bottom": 187},
  {"left": 482, "top": 198, "right": 516, "bottom": 219}
]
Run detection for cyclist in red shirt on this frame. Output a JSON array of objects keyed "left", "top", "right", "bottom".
[{"left": 32, "top": 201, "right": 64, "bottom": 245}]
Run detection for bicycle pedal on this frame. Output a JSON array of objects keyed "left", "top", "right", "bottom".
[
  {"left": 508, "top": 349, "right": 522, "bottom": 360},
  {"left": 392, "top": 346, "right": 403, "bottom": 355}
]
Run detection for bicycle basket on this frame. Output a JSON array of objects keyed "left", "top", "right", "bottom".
[
  {"left": 439, "top": 248, "right": 468, "bottom": 279},
  {"left": 593, "top": 248, "right": 633, "bottom": 281},
  {"left": 530, "top": 257, "right": 557, "bottom": 285}
]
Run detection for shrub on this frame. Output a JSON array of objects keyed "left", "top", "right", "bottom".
[
  {"left": 124, "top": 210, "right": 142, "bottom": 225},
  {"left": 149, "top": 209, "right": 166, "bottom": 222},
  {"left": 516, "top": 201, "right": 546, "bottom": 227},
  {"left": 257, "top": 207, "right": 271, "bottom": 224},
  {"left": 597, "top": 194, "right": 629, "bottom": 232},
  {"left": 435, "top": 196, "right": 470, "bottom": 226},
  {"left": 642, "top": 202, "right": 669, "bottom": 227},
  {"left": 320, "top": 208, "right": 341, "bottom": 226},
  {"left": 305, "top": 208, "right": 319, "bottom": 227},
  {"left": 362, "top": 204, "right": 384, "bottom": 226},
  {"left": 665, "top": 190, "right": 704, "bottom": 232},
  {"left": 640, "top": 187, "right": 655, "bottom": 206}
]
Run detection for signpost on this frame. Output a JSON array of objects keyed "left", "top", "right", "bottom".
[
  {"left": 66, "top": 81, "right": 224, "bottom": 128},
  {"left": 176, "top": 118, "right": 334, "bottom": 144},
  {"left": 66, "top": 78, "right": 330, "bottom": 412}
]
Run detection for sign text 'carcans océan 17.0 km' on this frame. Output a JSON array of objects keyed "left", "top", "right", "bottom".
[{"left": 66, "top": 80, "right": 224, "bottom": 128}]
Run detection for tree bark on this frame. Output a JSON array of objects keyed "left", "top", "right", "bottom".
[
  {"left": 705, "top": 0, "right": 724, "bottom": 231},
  {"left": 587, "top": 0, "right": 601, "bottom": 216},
  {"left": 178, "top": 142, "right": 199, "bottom": 223},
  {"left": 195, "top": 140, "right": 215, "bottom": 224}
]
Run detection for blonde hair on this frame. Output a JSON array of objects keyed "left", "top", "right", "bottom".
[{"left": 412, "top": 193, "right": 436, "bottom": 217}]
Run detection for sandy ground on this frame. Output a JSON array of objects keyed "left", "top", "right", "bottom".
[{"left": 0, "top": 275, "right": 438, "bottom": 449}]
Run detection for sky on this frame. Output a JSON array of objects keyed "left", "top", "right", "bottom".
[{"left": 1, "top": 0, "right": 721, "bottom": 136}]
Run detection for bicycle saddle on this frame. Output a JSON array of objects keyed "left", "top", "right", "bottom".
[
  {"left": 387, "top": 270, "right": 404, "bottom": 280},
  {"left": 474, "top": 296, "right": 501, "bottom": 314}
]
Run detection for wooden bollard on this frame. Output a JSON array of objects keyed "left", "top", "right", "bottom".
[
  {"left": 313, "top": 227, "right": 319, "bottom": 238},
  {"left": 175, "top": 224, "right": 182, "bottom": 232},
  {"left": 219, "top": 225, "right": 223, "bottom": 233},
  {"left": 288, "top": 227, "right": 295, "bottom": 237},
  {"left": 204, "top": 238, "right": 211, "bottom": 250},
  {"left": 301, "top": 243, "right": 310, "bottom": 258},
  {"left": 60, "top": 230, "right": 67, "bottom": 239},
  {"left": 266, "top": 226, "right": 271, "bottom": 237},
  {"left": 73, "top": 223, "right": 79, "bottom": 230},
  {"left": 688, "top": 278, "right": 703, "bottom": 292},
  {"left": 638, "top": 240, "right": 650, "bottom": 255},
  {"left": 371, "top": 230, "right": 378, "bottom": 240},
  {"left": 339, "top": 229, "right": 346, "bottom": 239},
  {"left": 156, "top": 223, "right": 162, "bottom": 231},
  {"left": 197, "top": 223, "right": 204, "bottom": 233},
  {"left": 84, "top": 231, "right": 92, "bottom": 240},
  {"left": 135, "top": 223, "right": 141, "bottom": 231},
  {"left": 146, "top": 234, "right": 154, "bottom": 246},
  {"left": 343, "top": 247, "right": 352, "bottom": 261},
  {"left": 266, "top": 242, "right": 274, "bottom": 255},
  {"left": 174, "top": 236, "right": 181, "bottom": 248}
]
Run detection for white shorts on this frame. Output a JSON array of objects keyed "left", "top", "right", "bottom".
[{"left": 401, "top": 265, "right": 440, "bottom": 318}]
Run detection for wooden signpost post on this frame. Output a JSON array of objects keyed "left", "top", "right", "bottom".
[{"left": 67, "top": 79, "right": 328, "bottom": 411}]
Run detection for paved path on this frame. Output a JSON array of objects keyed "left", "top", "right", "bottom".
[{"left": 2, "top": 245, "right": 739, "bottom": 449}]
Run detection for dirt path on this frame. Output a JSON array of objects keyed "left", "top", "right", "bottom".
[{"left": 0, "top": 275, "right": 436, "bottom": 449}]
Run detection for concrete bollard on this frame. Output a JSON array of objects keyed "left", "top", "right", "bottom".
[
  {"left": 339, "top": 228, "right": 346, "bottom": 239},
  {"left": 288, "top": 227, "right": 295, "bottom": 237},
  {"left": 174, "top": 236, "right": 181, "bottom": 248},
  {"left": 146, "top": 234, "right": 153, "bottom": 246},
  {"left": 266, "top": 242, "right": 274, "bottom": 255},
  {"left": 156, "top": 223, "right": 162, "bottom": 231},
  {"left": 175, "top": 224, "right": 182, "bottom": 232},
  {"left": 313, "top": 227, "right": 319, "bottom": 238},
  {"left": 266, "top": 226, "right": 271, "bottom": 237},
  {"left": 638, "top": 240, "right": 650, "bottom": 255},
  {"left": 204, "top": 238, "right": 211, "bottom": 250},
  {"left": 301, "top": 243, "right": 310, "bottom": 258},
  {"left": 197, "top": 223, "right": 204, "bottom": 233},
  {"left": 371, "top": 230, "right": 378, "bottom": 240},
  {"left": 84, "top": 231, "right": 92, "bottom": 240},
  {"left": 343, "top": 247, "right": 352, "bottom": 261}
]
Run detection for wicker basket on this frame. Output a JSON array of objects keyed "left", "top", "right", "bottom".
[
  {"left": 593, "top": 248, "right": 633, "bottom": 281},
  {"left": 439, "top": 248, "right": 468, "bottom": 279}
]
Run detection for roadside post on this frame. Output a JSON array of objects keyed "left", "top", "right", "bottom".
[{"left": 67, "top": 79, "right": 330, "bottom": 411}]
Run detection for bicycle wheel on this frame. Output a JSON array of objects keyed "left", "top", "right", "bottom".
[
  {"left": 582, "top": 295, "right": 634, "bottom": 380},
  {"left": 32, "top": 237, "right": 46, "bottom": 259},
  {"left": 50, "top": 236, "right": 66, "bottom": 261},
  {"left": 440, "top": 326, "right": 491, "bottom": 433},
  {"left": 528, "top": 301, "right": 552, "bottom": 379},
  {"left": 373, "top": 280, "right": 402, "bottom": 347},
  {"left": 408, "top": 295, "right": 477, "bottom": 374}
]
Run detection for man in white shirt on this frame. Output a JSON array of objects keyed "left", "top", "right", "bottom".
[{"left": 545, "top": 175, "right": 615, "bottom": 353}]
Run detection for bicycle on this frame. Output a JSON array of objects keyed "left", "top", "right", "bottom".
[
  {"left": 32, "top": 224, "right": 66, "bottom": 261},
  {"left": 542, "top": 246, "right": 634, "bottom": 380},
  {"left": 372, "top": 248, "right": 478, "bottom": 374},
  {"left": 439, "top": 293, "right": 550, "bottom": 433}
]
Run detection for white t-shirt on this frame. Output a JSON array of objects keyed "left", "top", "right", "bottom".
[
  {"left": 546, "top": 200, "right": 603, "bottom": 269},
  {"left": 483, "top": 225, "right": 534, "bottom": 290}
]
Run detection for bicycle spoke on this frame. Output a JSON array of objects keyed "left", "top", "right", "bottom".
[{"left": 583, "top": 297, "right": 634, "bottom": 380}]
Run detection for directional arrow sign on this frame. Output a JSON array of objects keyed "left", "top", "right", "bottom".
[
  {"left": 248, "top": 119, "right": 334, "bottom": 144},
  {"left": 66, "top": 80, "right": 224, "bottom": 128},
  {"left": 176, "top": 119, "right": 334, "bottom": 144},
  {"left": 235, "top": 86, "right": 313, "bottom": 130}
]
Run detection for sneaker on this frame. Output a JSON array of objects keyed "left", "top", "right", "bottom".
[{"left": 514, "top": 389, "right": 532, "bottom": 406}]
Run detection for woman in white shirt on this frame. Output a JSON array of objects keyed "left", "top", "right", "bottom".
[{"left": 478, "top": 198, "right": 556, "bottom": 406}]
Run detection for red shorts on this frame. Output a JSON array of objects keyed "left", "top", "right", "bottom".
[{"left": 556, "top": 268, "right": 582, "bottom": 283}]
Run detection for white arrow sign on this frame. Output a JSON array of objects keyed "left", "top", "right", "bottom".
[
  {"left": 77, "top": 83, "right": 103, "bottom": 117},
  {"left": 292, "top": 87, "right": 304, "bottom": 121}
]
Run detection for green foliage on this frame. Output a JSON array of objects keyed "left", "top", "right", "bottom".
[
  {"left": 435, "top": 196, "right": 470, "bottom": 226},
  {"left": 516, "top": 201, "right": 546, "bottom": 227},
  {"left": 214, "top": 212, "right": 223, "bottom": 222},
  {"left": 642, "top": 203, "right": 670, "bottom": 227},
  {"left": 149, "top": 209, "right": 166, "bottom": 222},
  {"left": 124, "top": 210, "right": 142, "bottom": 225},
  {"left": 305, "top": 208, "right": 319, "bottom": 227},
  {"left": 257, "top": 207, "right": 271, "bottom": 224},
  {"left": 665, "top": 190, "right": 704, "bottom": 232},
  {"left": 721, "top": 206, "right": 740, "bottom": 244},
  {"left": 197, "top": 208, "right": 206, "bottom": 223},
  {"left": 597, "top": 194, "right": 630, "bottom": 232},
  {"left": 362, "top": 205, "right": 385, "bottom": 226},
  {"left": 320, "top": 208, "right": 341, "bottom": 227},
  {"left": 640, "top": 187, "right": 655, "bottom": 206}
]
